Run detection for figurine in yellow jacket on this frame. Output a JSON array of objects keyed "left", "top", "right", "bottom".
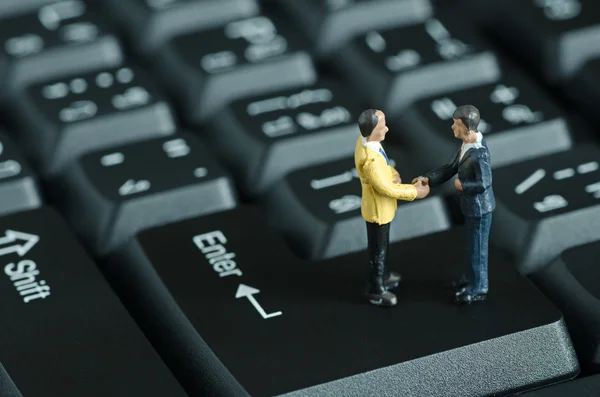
[{"left": 355, "top": 109, "right": 429, "bottom": 307}]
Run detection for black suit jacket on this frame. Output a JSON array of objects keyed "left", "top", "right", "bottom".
[{"left": 423, "top": 138, "right": 495, "bottom": 218}]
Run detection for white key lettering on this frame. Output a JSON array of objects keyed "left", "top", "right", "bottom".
[
  {"left": 201, "top": 51, "right": 237, "bottom": 73},
  {"left": 386, "top": 49, "right": 421, "bottom": 72},
  {"left": 430, "top": 97, "right": 457, "bottom": 120},
  {"left": 100, "top": 152, "right": 124, "bottom": 166},
  {"left": 112, "top": 87, "right": 150, "bottom": 110},
  {"left": 42, "top": 82, "right": 69, "bottom": 99},
  {"left": 4, "top": 260, "right": 51, "bottom": 303},
  {"left": 329, "top": 195, "right": 361, "bottom": 214},
  {"left": 163, "top": 138, "right": 190, "bottom": 158},
  {"left": 193, "top": 231, "right": 243, "bottom": 277},
  {"left": 262, "top": 116, "right": 297, "bottom": 137},
  {"left": 534, "top": 0, "right": 581, "bottom": 20},
  {"left": 118, "top": 179, "right": 150, "bottom": 196},
  {"left": 5, "top": 34, "right": 44, "bottom": 57},
  {"left": 502, "top": 105, "right": 543, "bottom": 124},
  {"left": 60, "top": 22, "right": 99, "bottom": 43},
  {"left": 533, "top": 194, "right": 568, "bottom": 212},
  {"left": 296, "top": 106, "right": 351, "bottom": 130},
  {"left": 490, "top": 84, "right": 520, "bottom": 105},
  {"left": 59, "top": 100, "right": 97, "bottom": 122},
  {"left": 0, "top": 160, "right": 21, "bottom": 179},
  {"left": 365, "top": 31, "right": 386, "bottom": 53}
]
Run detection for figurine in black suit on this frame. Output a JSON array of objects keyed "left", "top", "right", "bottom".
[{"left": 413, "top": 105, "right": 495, "bottom": 304}]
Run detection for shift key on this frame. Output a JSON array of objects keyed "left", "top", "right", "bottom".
[{"left": 0, "top": 207, "right": 187, "bottom": 396}]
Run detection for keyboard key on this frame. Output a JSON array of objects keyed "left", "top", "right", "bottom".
[
  {"left": 266, "top": 146, "right": 451, "bottom": 259},
  {"left": 0, "top": 1, "right": 123, "bottom": 97},
  {"left": 106, "top": 206, "right": 578, "bottom": 397},
  {"left": 483, "top": 0, "right": 600, "bottom": 83},
  {"left": 0, "top": 207, "right": 187, "bottom": 396},
  {"left": 12, "top": 64, "right": 176, "bottom": 176},
  {"left": 570, "top": 58, "right": 600, "bottom": 123},
  {"left": 520, "top": 374, "right": 600, "bottom": 396},
  {"left": 0, "top": 0, "right": 55, "bottom": 18},
  {"left": 156, "top": 13, "right": 317, "bottom": 123},
  {"left": 400, "top": 67, "right": 573, "bottom": 169},
  {"left": 60, "top": 132, "right": 237, "bottom": 255},
  {"left": 0, "top": 132, "right": 42, "bottom": 216},
  {"left": 279, "top": 0, "right": 433, "bottom": 57},
  {"left": 335, "top": 15, "right": 500, "bottom": 115},
  {"left": 105, "top": 0, "right": 259, "bottom": 54},
  {"left": 207, "top": 80, "right": 362, "bottom": 196},
  {"left": 531, "top": 241, "right": 600, "bottom": 373},
  {"left": 490, "top": 146, "right": 600, "bottom": 275}
]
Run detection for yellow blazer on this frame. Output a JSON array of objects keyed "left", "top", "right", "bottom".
[{"left": 354, "top": 136, "right": 417, "bottom": 224}]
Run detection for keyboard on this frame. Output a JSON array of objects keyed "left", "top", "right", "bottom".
[{"left": 0, "top": 0, "right": 599, "bottom": 396}]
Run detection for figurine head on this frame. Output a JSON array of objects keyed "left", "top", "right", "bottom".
[
  {"left": 451, "top": 105, "right": 479, "bottom": 143},
  {"left": 358, "top": 109, "right": 389, "bottom": 142}
]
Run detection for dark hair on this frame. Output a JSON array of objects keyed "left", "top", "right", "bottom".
[
  {"left": 453, "top": 105, "right": 480, "bottom": 131},
  {"left": 358, "top": 109, "right": 379, "bottom": 137}
]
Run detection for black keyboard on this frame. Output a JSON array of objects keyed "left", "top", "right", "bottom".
[{"left": 0, "top": 0, "right": 599, "bottom": 396}]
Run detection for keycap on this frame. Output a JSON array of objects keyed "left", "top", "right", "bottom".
[
  {"left": 279, "top": 0, "right": 433, "bottom": 57},
  {"left": 156, "top": 13, "right": 317, "bottom": 124},
  {"left": 400, "top": 67, "right": 573, "bottom": 169},
  {"left": 335, "top": 14, "right": 500, "bottom": 115},
  {"left": 60, "top": 132, "right": 237, "bottom": 256},
  {"left": 106, "top": 206, "right": 578, "bottom": 397},
  {"left": 0, "top": 1, "right": 123, "bottom": 97},
  {"left": 520, "top": 374, "right": 600, "bottom": 396},
  {"left": 266, "top": 146, "right": 451, "bottom": 259},
  {"left": 104, "top": 0, "right": 259, "bottom": 55},
  {"left": 206, "top": 80, "right": 362, "bottom": 197},
  {"left": 490, "top": 145, "right": 600, "bottom": 275},
  {"left": 11, "top": 64, "right": 176, "bottom": 176},
  {"left": 0, "top": 132, "right": 42, "bottom": 216},
  {"left": 482, "top": 0, "right": 600, "bottom": 83},
  {"left": 0, "top": 0, "right": 55, "bottom": 18},
  {"left": 531, "top": 241, "right": 600, "bottom": 373},
  {"left": 0, "top": 207, "right": 187, "bottom": 396},
  {"left": 570, "top": 58, "right": 600, "bottom": 123}
]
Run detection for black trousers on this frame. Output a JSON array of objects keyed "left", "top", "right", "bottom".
[{"left": 366, "top": 221, "right": 390, "bottom": 293}]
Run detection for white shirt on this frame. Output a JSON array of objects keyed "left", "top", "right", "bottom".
[
  {"left": 361, "top": 136, "right": 387, "bottom": 158},
  {"left": 459, "top": 131, "right": 483, "bottom": 160}
]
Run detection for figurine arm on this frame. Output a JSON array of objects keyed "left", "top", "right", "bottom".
[
  {"left": 422, "top": 151, "right": 460, "bottom": 187},
  {"left": 461, "top": 152, "right": 492, "bottom": 195},
  {"left": 363, "top": 159, "right": 417, "bottom": 201}
]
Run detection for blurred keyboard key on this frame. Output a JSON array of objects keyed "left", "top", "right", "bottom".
[
  {"left": 60, "top": 132, "right": 237, "bottom": 255},
  {"left": 531, "top": 241, "right": 600, "bottom": 373},
  {"left": 520, "top": 374, "right": 600, "bottom": 396},
  {"left": 106, "top": 206, "right": 578, "bottom": 397},
  {"left": 401, "top": 68, "right": 573, "bottom": 169},
  {"left": 483, "top": 0, "right": 600, "bottom": 83},
  {"left": 491, "top": 146, "right": 600, "bottom": 275},
  {"left": 0, "top": 0, "right": 55, "bottom": 18},
  {"left": 0, "top": 207, "right": 187, "bottom": 396},
  {"left": 207, "top": 80, "right": 362, "bottom": 197},
  {"left": 0, "top": 1, "right": 123, "bottom": 97},
  {"left": 336, "top": 15, "right": 500, "bottom": 115},
  {"left": 156, "top": 13, "right": 317, "bottom": 123},
  {"left": 105, "top": 0, "right": 259, "bottom": 55},
  {"left": 12, "top": 64, "right": 176, "bottom": 176},
  {"left": 0, "top": 132, "right": 42, "bottom": 216},
  {"left": 570, "top": 58, "right": 600, "bottom": 123},
  {"left": 280, "top": 0, "right": 432, "bottom": 57},
  {"left": 266, "top": 146, "right": 451, "bottom": 259}
]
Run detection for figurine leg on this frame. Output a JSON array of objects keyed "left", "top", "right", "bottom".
[
  {"left": 455, "top": 214, "right": 491, "bottom": 305},
  {"left": 365, "top": 221, "right": 397, "bottom": 307}
]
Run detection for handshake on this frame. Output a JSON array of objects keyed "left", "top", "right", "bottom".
[{"left": 393, "top": 173, "right": 430, "bottom": 199}]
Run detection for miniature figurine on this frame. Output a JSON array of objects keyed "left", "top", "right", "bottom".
[
  {"left": 355, "top": 109, "right": 429, "bottom": 307},
  {"left": 413, "top": 105, "right": 495, "bottom": 305}
]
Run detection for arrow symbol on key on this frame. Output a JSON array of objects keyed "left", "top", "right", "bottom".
[
  {"left": 0, "top": 230, "right": 40, "bottom": 257},
  {"left": 235, "top": 284, "right": 282, "bottom": 319}
]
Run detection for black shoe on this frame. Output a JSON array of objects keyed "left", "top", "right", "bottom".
[
  {"left": 384, "top": 271, "right": 401, "bottom": 290},
  {"left": 366, "top": 291, "right": 397, "bottom": 307},
  {"left": 454, "top": 290, "right": 487, "bottom": 305}
]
